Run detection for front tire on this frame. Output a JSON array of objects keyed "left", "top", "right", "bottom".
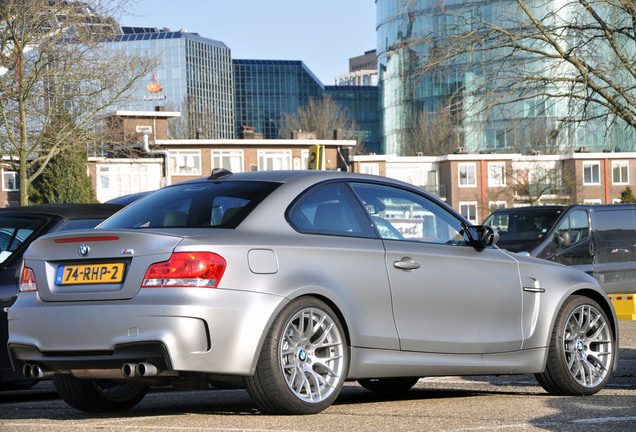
[
  {"left": 535, "top": 295, "right": 615, "bottom": 396},
  {"left": 244, "top": 297, "right": 348, "bottom": 414},
  {"left": 53, "top": 375, "right": 148, "bottom": 412}
]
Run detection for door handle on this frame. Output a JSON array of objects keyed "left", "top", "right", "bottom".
[{"left": 393, "top": 257, "right": 420, "bottom": 271}]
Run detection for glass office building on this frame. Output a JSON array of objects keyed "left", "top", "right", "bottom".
[
  {"left": 377, "top": 0, "right": 635, "bottom": 155},
  {"left": 233, "top": 60, "right": 324, "bottom": 139},
  {"left": 107, "top": 26, "right": 234, "bottom": 139},
  {"left": 325, "top": 85, "right": 381, "bottom": 154}
]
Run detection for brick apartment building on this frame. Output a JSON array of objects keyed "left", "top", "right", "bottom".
[{"left": 350, "top": 151, "right": 636, "bottom": 223}]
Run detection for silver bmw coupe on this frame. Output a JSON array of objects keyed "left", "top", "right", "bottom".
[{"left": 8, "top": 170, "right": 618, "bottom": 414}]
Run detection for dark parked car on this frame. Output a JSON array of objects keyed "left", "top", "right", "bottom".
[
  {"left": 0, "top": 203, "right": 123, "bottom": 389},
  {"left": 8, "top": 171, "right": 617, "bottom": 414},
  {"left": 484, "top": 204, "right": 636, "bottom": 294}
]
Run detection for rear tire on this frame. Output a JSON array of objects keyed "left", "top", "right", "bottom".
[
  {"left": 358, "top": 377, "right": 420, "bottom": 393},
  {"left": 244, "top": 297, "right": 348, "bottom": 414},
  {"left": 535, "top": 295, "right": 615, "bottom": 396},
  {"left": 53, "top": 375, "right": 148, "bottom": 412}
]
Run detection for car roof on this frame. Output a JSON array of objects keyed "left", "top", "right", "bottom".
[
  {"left": 492, "top": 205, "right": 567, "bottom": 213},
  {"left": 0, "top": 203, "right": 124, "bottom": 220},
  {"left": 177, "top": 169, "right": 411, "bottom": 187}
]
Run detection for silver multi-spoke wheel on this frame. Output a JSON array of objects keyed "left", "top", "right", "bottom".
[
  {"left": 245, "top": 297, "right": 348, "bottom": 414},
  {"left": 562, "top": 304, "right": 613, "bottom": 388},
  {"left": 280, "top": 307, "right": 345, "bottom": 403},
  {"left": 535, "top": 295, "right": 616, "bottom": 396}
]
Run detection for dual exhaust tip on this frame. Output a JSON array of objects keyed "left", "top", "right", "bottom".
[
  {"left": 121, "top": 362, "right": 159, "bottom": 378},
  {"left": 22, "top": 362, "right": 160, "bottom": 379},
  {"left": 22, "top": 364, "right": 53, "bottom": 379}
]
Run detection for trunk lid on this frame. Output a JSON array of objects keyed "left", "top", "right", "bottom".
[{"left": 25, "top": 230, "right": 184, "bottom": 302}]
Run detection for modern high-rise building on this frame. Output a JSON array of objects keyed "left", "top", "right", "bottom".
[
  {"left": 107, "top": 26, "right": 234, "bottom": 139},
  {"left": 324, "top": 85, "right": 380, "bottom": 154},
  {"left": 376, "top": 0, "right": 635, "bottom": 155},
  {"left": 232, "top": 60, "right": 324, "bottom": 139}
]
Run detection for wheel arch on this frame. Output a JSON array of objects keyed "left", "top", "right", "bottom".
[
  {"left": 571, "top": 288, "right": 619, "bottom": 358},
  {"left": 247, "top": 291, "right": 353, "bottom": 377},
  {"left": 552, "top": 287, "right": 620, "bottom": 372}
]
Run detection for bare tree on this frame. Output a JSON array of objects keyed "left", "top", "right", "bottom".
[
  {"left": 394, "top": 0, "right": 636, "bottom": 143},
  {"left": 278, "top": 96, "right": 358, "bottom": 140},
  {"left": 511, "top": 158, "right": 575, "bottom": 205},
  {"left": 402, "top": 106, "right": 463, "bottom": 155},
  {"left": 0, "top": 0, "right": 156, "bottom": 204},
  {"left": 166, "top": 96, "right": 216, "bottom": 139}
]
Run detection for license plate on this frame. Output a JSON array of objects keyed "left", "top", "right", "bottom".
[{"left": 56, "top": 263, "right": 125, "bottom": 285}]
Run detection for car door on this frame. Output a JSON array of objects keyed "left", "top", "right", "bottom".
[
  {"left": 552, "top": 209, "right": 593, "bottom": 272},
  {"left": 349, "top": 182, "right": 523, "bottom": 354},
  {"left": 589, "top": 207, "right": 636, "bottom": 294}
]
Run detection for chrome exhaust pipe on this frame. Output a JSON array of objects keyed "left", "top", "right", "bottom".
[
  {"left": 22, "top": 364, "right": 33, "bottom": 378},
  {"left": 23, "top": 363, "right": 53, "bottom": 379},
  {"left": 135, "top": 362, "right": 158, "bottom": 377},
  {"left": 121, "top": 363, "right": 137, "bottom": 377},
  {"left": 30, "top": 364, "right": 53, "bottom": 379}
]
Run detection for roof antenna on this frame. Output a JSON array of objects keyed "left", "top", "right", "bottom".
[{"left": 208, "top": 168, "right": 232, "bottom": 180}]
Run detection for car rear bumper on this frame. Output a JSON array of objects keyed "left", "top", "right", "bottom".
[{"left": 8, "top": 288, "right": 287, "bottom": 377}]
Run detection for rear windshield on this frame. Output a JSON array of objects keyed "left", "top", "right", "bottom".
[
  {"left": 99, "top": 181, "right": 280, "bottom": 230},
  {"left": 0, "top": 216, "right": 47, "bottom": 264}
]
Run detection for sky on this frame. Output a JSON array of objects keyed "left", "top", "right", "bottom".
[{"left": 122, "top": 0, "right": 377, "bottom": 85}]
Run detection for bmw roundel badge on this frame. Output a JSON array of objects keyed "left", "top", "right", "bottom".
[{"left": 79, "top": 243, "right": 90, "bottom": 256}]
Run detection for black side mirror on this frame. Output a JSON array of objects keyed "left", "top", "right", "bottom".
[
  {"left": 467, "top": 225, "right": 499, "bottom": 248},
  {"left": 553, "top": 231, "right": 571, "bottom": 249}
]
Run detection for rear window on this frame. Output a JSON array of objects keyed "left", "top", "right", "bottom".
[
  {"left": 57, "top": 219, "right": 110, "bottom": 232},
  {"left": 0, "top": 216, "right": 47, "bottom": 264},
  {"left": 99, "top": 181, "right": 280, "bottom": 230}
]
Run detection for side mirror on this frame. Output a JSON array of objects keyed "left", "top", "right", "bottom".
[
  {"left": 467, "top": 225, "right": 499, "bottom": 248},
  {"left": 553, "top": 231, "right": 571, "bottom": 249}
]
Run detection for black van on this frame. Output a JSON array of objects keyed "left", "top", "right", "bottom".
[{"left": 484, "top": 204, "right": 636, "bottom": 295}]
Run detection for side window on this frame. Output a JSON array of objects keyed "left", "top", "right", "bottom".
[
  {"left": 594, "top": 209, "right": 636, "bottom": 263},
  {"left": 287, "top": 183, "right": 375, "bottom": 238},
  {"left": 349, "top": 182, "right": 467, "bottom": 245},
  {"left": 556, "top": 210, "right": 589, "bottom": 246}
]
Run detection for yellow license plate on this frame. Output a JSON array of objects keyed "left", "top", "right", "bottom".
[{"left": 56, "top": 263, "right": 125, "bottom": 285}]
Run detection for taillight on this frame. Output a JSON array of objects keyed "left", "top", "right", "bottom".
[
  {"left": 19, "top": 265, "right": 38, "bottom": 292},
  {"left": 142, "top": 252, "right": 226, "bottom": 288}
]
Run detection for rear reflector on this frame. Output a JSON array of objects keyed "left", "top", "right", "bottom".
[{"left": 142, "top": 252, "right": 226, "bottom": 288}]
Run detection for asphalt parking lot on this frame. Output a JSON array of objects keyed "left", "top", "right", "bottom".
[{"left": 1, "top": 321, "right": 634, "bottom": 432}]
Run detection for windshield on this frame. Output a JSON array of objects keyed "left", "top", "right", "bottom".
[
  {"left": 99, "top": 181, "right": 280, "bottom": 230},
  {"left": 0, "top": 216, "right": 47, "bottom": 265},
  {"left": 483, "top": 208, "right": 564, "bottom": 252}
]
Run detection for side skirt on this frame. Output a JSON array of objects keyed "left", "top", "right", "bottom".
[{"left": 346, "top": 346, "right": 547, "bottom": 380}]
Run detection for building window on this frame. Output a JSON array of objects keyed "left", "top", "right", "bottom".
[
  {"left": 170, "top": 150, "right": 202, "bottom": 176},
  {"left": 488, "top": 162, "right": 506, "bottom": 187},
  {"left": 488, "top": 201, "right": 507, "bottom": 212},
  {"left": 583, "top": 161, "right": 600, "bottom": 185},
  {"left": 583, "top": 199, "right": 602, "bottom": 205},
  {"left": 2, "top": 171, "right": 18, "bottom": 191},
  {"left": 612, "top": 161, "right": 629, "bottom": 185},
  {"left": 458, "top": 163, "right": 476, "bottom": 187},
  {"left": 258, "top": 150, "right": 292, "bottom": 171},
  {"left": 99, "top": 166, "right": 110, "bottom": 189},
  {"left": 360, "top": 163, "right": 380, "bottom": 175},
  {"left": 300, "top": 150, "right": 309, "bottom": 170},
  {"left": 459, "top": 201, "right": 478, "bottom": 224},
  {"left": 211, "top": 150, "right": 244, "bottom": 173}
]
